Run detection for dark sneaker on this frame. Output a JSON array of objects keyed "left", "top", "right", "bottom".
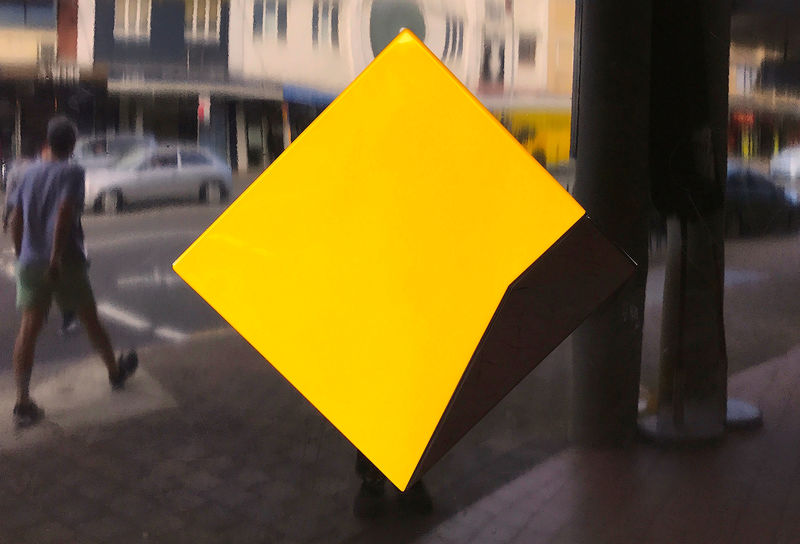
[
  {"left": 398, "top": 480, "right": 433, "bottom": 516},
  {"left": 110, "top": 350, "right": 138, "bottom": 390},
  {"left": 353, "top": 479, "right": 386, "bottom": 519},
  {"left": 13, "top": 401, "right": 44, "bottom": 429}
]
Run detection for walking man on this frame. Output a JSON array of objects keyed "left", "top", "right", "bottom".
[
  {"left": 7, "top": 117, "right": 137, "bottom": 428},
  {"left": 4, "top": 138, "right": 79, "bottom": 336}
]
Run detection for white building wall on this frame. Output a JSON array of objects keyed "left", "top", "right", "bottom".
[
  {"left": 235, "top": 0, "right": 352, "bottom": 92},
  {"left": 513, "top": 0, "right": 548, "bottom": 93},
  {"left": 77, "top": 0, "right": 95, "bottom": 69},
  {"left": 229, "top": 0, "right": 489, "bottom": 95}
]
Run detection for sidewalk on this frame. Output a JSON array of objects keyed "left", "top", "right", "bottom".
[
  {"left": 409, "top": 344, "right": 800, "bottom": 544},
  {"left": 1, "top": 309, "right": 797, "bottom": 543},
  {"left": 0, "top": 327, "right": 572, "bottom": 544}
]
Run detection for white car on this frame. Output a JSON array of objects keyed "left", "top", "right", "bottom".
[
  {"left": 85, "top": 144, "right": 232, "bottom": 213},
  {"left": 74, "top": 134, "right": 156, "bottom": 171},
  {"left": 770, "top": 146, "right": 800, "bottom": 180}
]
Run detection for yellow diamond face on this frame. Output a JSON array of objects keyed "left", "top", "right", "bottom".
[{"left": 173, "top": 31, "right": 585, "bottom": 490}]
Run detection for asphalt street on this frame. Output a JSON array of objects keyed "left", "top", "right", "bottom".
[{"left": 0, "top": 201, "right": 229, "bottom": 372}]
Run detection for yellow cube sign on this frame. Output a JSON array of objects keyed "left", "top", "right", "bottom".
[{"left": 174, "top": 31, "right": 634, "bottom": 491}]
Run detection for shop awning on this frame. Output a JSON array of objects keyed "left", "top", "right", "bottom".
[{"left": 282, "top": 85, "right": 338, "bottom": 107}]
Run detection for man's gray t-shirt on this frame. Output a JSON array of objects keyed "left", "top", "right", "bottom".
[{"left": 9, "top": 160, "right": 86, "bottom": 267}]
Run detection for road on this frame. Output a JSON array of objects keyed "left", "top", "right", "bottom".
[{"left": 0, "top": 200, "right": 230, "bottom": 371}]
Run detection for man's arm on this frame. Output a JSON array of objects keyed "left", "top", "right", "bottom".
[
  {"left": 49, "top": 165, "right": 83, "bottom": 275},
  {"left": 9, "top": 206, "right": 22, "bottom": 257},
  {"left": 49, "top": 200, "right": 74, "bottom": 269}
]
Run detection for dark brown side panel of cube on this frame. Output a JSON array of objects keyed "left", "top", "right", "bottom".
[{"left": 410, "top": 215, "right": 636, "bottom": 484}]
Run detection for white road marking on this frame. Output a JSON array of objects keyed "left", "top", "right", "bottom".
[
  {"left": 87, "top": 229, "right": 200, "bottom": 251},
  {"left": 97, "top": 301, "right": 194, "bottom": 344},
  {"left": 154, "top": 326, "right": 189, "bottom": 342},
  {"left": 96, "top": 302, "right": 151, "bottom": 332},
  {"left": 116, "top": 267, "right": 183, "bottom": 289}
]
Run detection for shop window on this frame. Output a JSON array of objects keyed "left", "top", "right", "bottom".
[
  {"left": 37, "top": 42, "right": 55, "bottom": 67},
  {"left": 185, "top": 0, "right": 221, "bottom": 43},
  {"left": 312, "top": 1, "right": 339, "bottom": 49},
  {"left": 442, "top": 16, "right": 463, "bottom": 62},
  {"left": 0, "top": 1, "right": 56, "bottom": 28},
  {"left": 369, "top": 0, "right": 425, "bottom": 57},
  {"left": 480, "top": 37, "right": 505, "bottom": 92},
  {"left": 254, "top": 0, "right": 287, "bottom": 42},
  {"left": 114, "top": 0, "right": 151, "bottom": 41},
  {"left": 518, "top": 34, "right": 536, "bottom": 65},
  {"left": 181, "top": 150, "right": 212, "bottom": 166},
  {"left": 736, "top": 65, "right": 757, "bottom": 95}
]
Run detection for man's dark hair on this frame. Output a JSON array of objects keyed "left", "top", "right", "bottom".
[{"left": 46, "top": 116, "right": 78, "bottom": 159}]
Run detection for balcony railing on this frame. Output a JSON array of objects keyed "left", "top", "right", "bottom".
[{"left": 109, "top": 61, "right": 228, "bottom": 85}]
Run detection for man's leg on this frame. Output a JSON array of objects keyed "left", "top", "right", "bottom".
[
  {"left": 59, "top": 264, "right": 137, "bottom": 387},
  {"left": 75, "top": 304, "right": 118, "bottom": 380},
  {"left": 12, "top": 307, "right": 46, "bottom": 406}
]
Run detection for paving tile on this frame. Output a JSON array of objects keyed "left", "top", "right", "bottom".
[
  {"left": 4, "top": 503, "right": 48, "bottom": 532},
  {"left": 75, "top": 514, "right": 133, "bottom": 541},
  {"left": 159, "top": 488, "right": 209, "bottom": 512},
  {"left": 208, "top": 483, "right": 257, "bottom": 509},
  {"left": 182, "top": 471, "right": 223, "bottom": 493},
  {"left": 185, "top": 504, "right": 240, "bottom": 533},
  {"left": 138, "top": 512, "right": 188, "bottom": 536},
  {"left": 52, "top": 498, "right": 106, "bottom": 526},
  {"left": 23, "top": 520, "right": 77, "bottom": 544},
  {"left": 108, "top": 493, "right": 157, "bottom": 520}
]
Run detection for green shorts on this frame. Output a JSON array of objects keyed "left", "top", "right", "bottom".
[{"left": 16, "top": 262, "right": 95, "bottom": 312}]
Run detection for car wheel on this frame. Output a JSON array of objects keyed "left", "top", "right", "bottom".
[
  {"left": 200, "top": 181, "right": 226, "bottom": 205},
  {"left": 99, "top": 190, "right": 124, "bottom": 214}
]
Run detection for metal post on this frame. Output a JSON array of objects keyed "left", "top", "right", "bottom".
[
  {"left": 570, "top": 0, "right": 652, "bottom": 445},
  {"left": 236, "top": 101, "right": 248, "bottom": 173},
  {"left": 639, "top": 0, "right": 760, "bottom": 443}
]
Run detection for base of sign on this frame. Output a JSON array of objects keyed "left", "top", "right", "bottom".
[
  {"left": 725, "top": 398, "right": 763, "bottom": 431},
  {"left": 638, "top": 398, "right": 762, "bottom": 445}
]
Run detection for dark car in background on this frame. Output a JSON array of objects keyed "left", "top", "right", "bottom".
[{"left": 725, "top": 165, "right": 800, "bottom": 237}]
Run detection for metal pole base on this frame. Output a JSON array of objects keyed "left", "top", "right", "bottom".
[
  {"left": 725, "top": 398, "right": 763, "bottom": 430},
  {"left": 638, "top": 398, "right": 762, "bottom": 445},
  {"left": 637, "top": 413, "right": 724, "bottom": 446}
]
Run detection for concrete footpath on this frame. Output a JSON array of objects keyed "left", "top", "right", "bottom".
[
  {"left": 0, "top": 326, "right": 572, "bottom": 544},
  {"left": 410, "top": 345, "right": 800, "bottom": 544},
  {"left": 2, "top": 320, "right": 797, "bottom": 543}
]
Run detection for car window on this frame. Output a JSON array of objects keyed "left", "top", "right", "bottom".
[
  {"left": 116, "top": 148, "right": 150, "bottom": 170},
  {"left": 108, "top": 138, "right": 151, "bottom": 158},
  {"left": 151, "top": 152, "right": 178, "bottom": 168},
  {"left": 181, "top": 150, "right": 211, "bottom": 166},
  {"left": 76, "top": 139, "right": 108, "bottom": 159}
]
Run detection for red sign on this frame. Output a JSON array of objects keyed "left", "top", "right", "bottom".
[
  {"left": 733, "top": 111, "right": 754, "bottom": 125},
  {"left": 198, "top": 95, "right": 211, "bottom": 125}
]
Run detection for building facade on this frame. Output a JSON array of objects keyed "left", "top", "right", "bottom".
[{"left": 0, "top": 0, "right": 105, "bottom": 165}]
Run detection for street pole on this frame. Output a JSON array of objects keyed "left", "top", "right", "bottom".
[
  {"left": 570, "top": 0, "right": 652, "bottom": 446},
  {"left": 640, "top": 0, "right": 761, "bottom": 443}
]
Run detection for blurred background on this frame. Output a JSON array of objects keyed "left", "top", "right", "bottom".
[{"left": 1, "top": 1, "right": 800, "bottom": 542}]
